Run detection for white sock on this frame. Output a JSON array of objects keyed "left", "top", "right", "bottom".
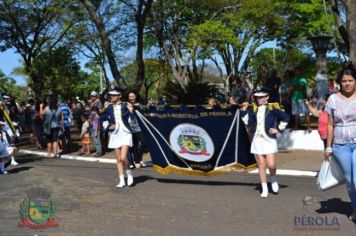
[
  {"left": 126, "top": 170, "right": 134, "bottom": 186},
  {"left": 126, "top": 170, "right": 133, "bottom": 177},
  {"left": 271, "top": 175, "right": 279, "bottom": 193},
  {"left": 261, "top": 183, "right": 268, "bottom": 198},
  {"left": 11, "top": 156, "right": 18, "bottom": 166},
  {"left": 116, "top": 175, "right": 126, "bottom": 188}
]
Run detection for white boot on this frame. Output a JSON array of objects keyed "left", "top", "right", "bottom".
[
  {"left": 126, "top": 170, "right": 134, "bottom": 187},
  {"left": 116, "top": 176, "right": 126, "bottom": 188},
  {"left": 261, "top": 183, "right": 268, "bottom": 198},
  {"left": 10, "top": 156, "right": 18, "bottom": 166},
  {"left": 271, "top": 175, "right": 279, "bottom": 193}
]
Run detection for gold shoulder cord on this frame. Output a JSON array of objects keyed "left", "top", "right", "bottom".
[{"left": 0, "top": 106, "right": 16, "bottom": 133}]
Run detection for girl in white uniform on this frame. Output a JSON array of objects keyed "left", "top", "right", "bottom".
[
  {"left": 106, "top": 88, "right": 135, "bottom": 188},
  {"left": 241, "top": 87, "right": 289, "bottom": 198}
]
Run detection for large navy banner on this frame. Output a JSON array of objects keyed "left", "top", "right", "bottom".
[{"left": 135, "top": 106, "right": 256, "bottom": 176}]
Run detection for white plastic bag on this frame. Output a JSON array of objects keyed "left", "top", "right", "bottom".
[{"left": 317, "top": 156, "right": 345, "bottom": 191}]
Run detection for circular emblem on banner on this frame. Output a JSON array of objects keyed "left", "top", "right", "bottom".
[{"left": 169, "top": 123, "right": 215, "bottom": 162}]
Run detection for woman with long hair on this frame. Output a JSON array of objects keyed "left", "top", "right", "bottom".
[
  {"left": 325, "top": 63, "right": 356, "bottom": 222},
  {"left": 40, "top": 96, "right": 63, "bottom": 158}
]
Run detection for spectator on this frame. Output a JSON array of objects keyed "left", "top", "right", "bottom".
[
  {"left": 288, "top": 67, "right": 310, "bottom": 131},
  {"left": 40, "top": 97, "right": 63, "bottom": 158},
  {"left": 265, "top": 68, "right": 281, "bottom": 103},
  {"left": 90, "top": 107, "right": 102, "bottom": 157},
  {"left": 207, "top": 97, "right": 219, "bottom": 109},
  {"left": 304, "top": 94, "right": 330, "bottom": 148},
  {"left": 280, "top": 70, "right": 294, "bottom": 116},
  {"left": 58, "top": 95, "right": 72, "bottom": 153},
  {"left": 79, "top": 113, "right": 91, "bottom": 156},
  {"left": 89, "top": 91, "right": 103, "bottom": 111},
  {"left": 324, "top": 64, "right": 356, "bottom": 223}
]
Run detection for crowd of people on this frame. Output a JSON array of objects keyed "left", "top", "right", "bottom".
[{"left": 0, "top": 61, "right": 355, "bottom": 222}]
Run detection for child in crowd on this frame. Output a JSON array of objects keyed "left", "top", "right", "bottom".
[
  {"left": 304, "top": 94, "right": 330, "bottom": 148},
  {"left": 240, "top": 87, "right": 289, "bottom": 198},
  {"left": 90, "top": 107, "right": 102, "bottom": 157},
  {"left": 79, "top": 113, "right": 91, "bottom": 155}
]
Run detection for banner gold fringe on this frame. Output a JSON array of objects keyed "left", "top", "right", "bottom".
[{"left": 153, "top": 163, "right": 257, "bottom": 176}]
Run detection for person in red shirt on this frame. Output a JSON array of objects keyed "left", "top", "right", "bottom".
[{"left": 304, "top": 94, "right": 330, "bottom": 148}]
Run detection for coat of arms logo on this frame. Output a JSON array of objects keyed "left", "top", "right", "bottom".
[
  {"left": 170, "top": 123, "right": 214, "bottom": 162},
  {"left": 19, "top": 188, "right": 59, "bottom": 229}
]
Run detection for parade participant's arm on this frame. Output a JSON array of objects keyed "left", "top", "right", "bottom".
[
  {"left": 304, "top": 99, "right": 321, "bottom": 117},
  {"left": 324, "top": 114, "right": 334, "bottom": 161},
  {"left": 269, "top": 109, "right": 289, "bottom": 134},
  {"left": 240, "top": 102, "right": 249, "bottom": 126}
]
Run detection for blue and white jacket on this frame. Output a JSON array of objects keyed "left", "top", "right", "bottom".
[
  {"left": 105, "top": 103, "right": 135, "bottom": 134},
  {"left": 240, "top": 103, "right": 289, "bottom": 139}
]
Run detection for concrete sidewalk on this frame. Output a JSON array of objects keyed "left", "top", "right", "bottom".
[{"left": 16, "top": 132, "right": 325, "bottom": 177}]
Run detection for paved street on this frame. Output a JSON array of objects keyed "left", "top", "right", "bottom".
[{"left": 0, "top": 154, "right": 355, "bottom": 236}]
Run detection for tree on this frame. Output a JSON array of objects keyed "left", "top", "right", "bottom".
[
  {"left": 189, "top": 0, "right": 285, "bottom": 92},
  {"left": 0, "top": 70, "right": 16, "bottom": 95},
  {"left": 80, "top": 0, "right": 127, "bottom": 88},
  {"left": 120, "top": 58, "right": 172, "bottom": 100},
  {"left": 0, "top": 0, "right": 76, "bottom": 96},
  {"left": 331, "top": 0, "right": 356, "bottom": 62},
  {"left": 249, "top": 47, "right": 316, "bottom": 84},
  {"left": 120, "top": 0, "right": 153, "bottom": 92},
  {"left": 148, "top": 0, "right": 232, "bottom": 91},
  {"left": 28, "top": 46, "right": 88, "bottom": 99}
]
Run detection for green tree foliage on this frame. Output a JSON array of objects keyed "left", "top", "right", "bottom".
[
  {"left": 0, "top": 0, "right": 78, "bottom": 96},
  {"left": 187, "top": 0, "right": 285, "bottom": 91},
  {"left": 120, "top": 58, "right": 172, "bottom": 100},
  {"left": 29, "top": 46, "right": 88, "bottom": 99},
  {"left": 162, "top": 79, "right": 219, "bottom": 105},
  {"left": 0, "top": 70, "right": 16, "bottom": 95},
  {"left": 277, "top": 0, "right": 336, "bottom": 49},
  {"left": 250, "top": 48, "right": 316, "bottom": 82}
]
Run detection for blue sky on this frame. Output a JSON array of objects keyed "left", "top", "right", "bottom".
[{"left": 0, "top": 48, "right": 26, "bottom": 85}]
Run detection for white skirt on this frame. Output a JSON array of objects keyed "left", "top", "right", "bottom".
[
  {"left": 108, "top": 128, "right": 133, "bottom": 149},
  {"left": 251, "top": 134, "right": 278, "bottom": 155}
]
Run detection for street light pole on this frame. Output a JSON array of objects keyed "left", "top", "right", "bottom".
[
  {"left": 99, "top": 66, "right": 103, "bottom": 93},
  {"left": 308, "top": 35, "right": 332, "bottom": 104}
]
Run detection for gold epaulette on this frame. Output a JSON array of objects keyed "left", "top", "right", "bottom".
[{"left": 253, "top": 102, "right": 281, "bottom": 112}]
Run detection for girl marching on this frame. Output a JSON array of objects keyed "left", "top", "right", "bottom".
[
  {"left": 241, "top": 87, "right": 289, "bottom": 198},
  {"left": 106, "top": 88, "right": 136, "bottom": 188}
]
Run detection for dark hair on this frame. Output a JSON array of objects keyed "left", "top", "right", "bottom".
[
  {"left": 91, "top": 106, "right": 99, "bottom": 113},
  {"left": 82, "top": 112, "right": 90, "bottom": 120},
  {"left": 48, "top": 96, "right": 58, "bottom": 111},
  {"left": 284, "top": 70, "right": 295, "bottom": 78},
  {"left": 323, "top": 93, "right": 331, "bottom": 101},
  {"left": 337, "top": 61, "right": 356, "bottom": 84}
]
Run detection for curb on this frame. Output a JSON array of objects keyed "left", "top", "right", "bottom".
[
  {"left": 19, "top": 149, "right": 318, "bottom": 177},
  {"left": 19, "top": 150, "right": 116, "bottom": 164}
]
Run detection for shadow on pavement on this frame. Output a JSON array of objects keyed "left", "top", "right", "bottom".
[
  {"left": 15, "top": 154, "right": 45, "bottom": 165},
  {"left": 131, "top": 175, "right": 155, "bottom": 186},
  {"left": 8, "top": 166, "right": 33, "bottom": 174},
  {"left": 155, "top": 178, "right": 289, "bottom": 189},
  {"left": 315, "top": 198, "right": 352, "bottom": 217}
]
